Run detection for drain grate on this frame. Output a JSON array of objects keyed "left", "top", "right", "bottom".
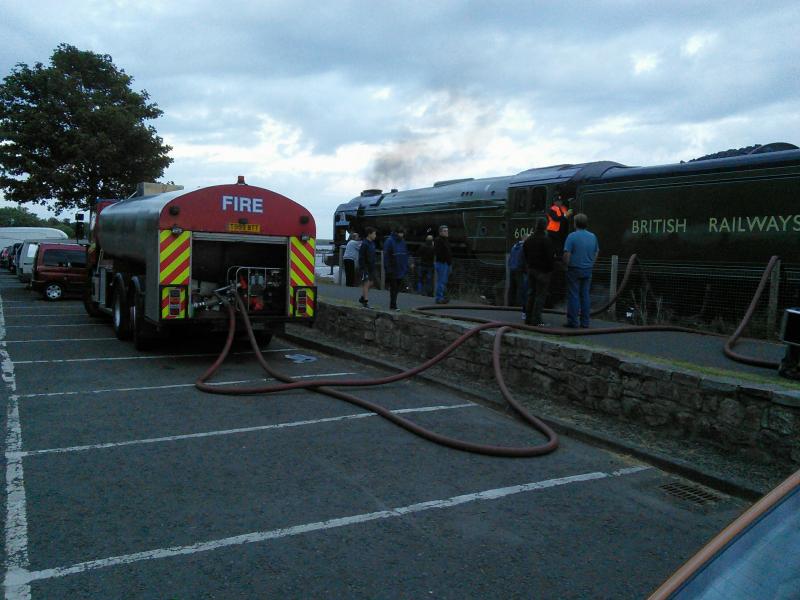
[{"left": 660, "top": 482, "right": 721, "bottom": 506}]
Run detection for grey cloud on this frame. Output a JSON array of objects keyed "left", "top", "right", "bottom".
[{"left": 1, "top": 0, "right": 798, "bottom": 192}]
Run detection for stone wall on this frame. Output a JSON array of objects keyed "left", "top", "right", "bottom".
[{"left": 315, "top": 302, "right": 800, "bottom": 468}]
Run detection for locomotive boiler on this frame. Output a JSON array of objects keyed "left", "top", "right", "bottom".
[{"left": 333, "top": 143, "right": 800, "bottom": 269}]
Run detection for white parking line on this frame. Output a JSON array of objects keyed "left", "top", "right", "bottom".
[
  {"left": 18, "top": 371, "right": 358, "bottom": 398},
  {"left": 13, "top": 348, "right": 298, "bottom": 364},
  {"left": 5, "top": 467, "right": 650, "bottom": 587},
  {"left": 0, "top": 293, "right": 33, "bottom": 600},
  {"left": 3, "top": 324, "right": 106, "bottom": 329},
  {"left": 3, "top": 314, "right": 91, "bottom": 318},
  {"left": 6, "top": 337, "right": 117, "bottom": 344},
  {"left": 3, "top": 313, "right": 92, "bottom": 318},
  {"left": 13, "top": 403, "right": 475, "bottom": 458}
]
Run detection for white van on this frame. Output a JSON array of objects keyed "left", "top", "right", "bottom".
[
  {"left": 0, "top": 227, "right": 67, "bottom": 246},
  {"left": 17, "top": 238, "right": 73, "bottom": 284}
]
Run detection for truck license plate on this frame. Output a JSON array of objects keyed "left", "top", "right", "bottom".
[{"left": 228, "top": 223, "right": 261, "bottom": 233}]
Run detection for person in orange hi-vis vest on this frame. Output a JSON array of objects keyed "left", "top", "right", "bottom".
[{"left": 546, "top": 196, "right": 573, "bottom": 251}]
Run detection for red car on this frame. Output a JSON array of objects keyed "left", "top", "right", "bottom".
[{"left": 30, "top": 242, "right": 87, "bottom": 301}]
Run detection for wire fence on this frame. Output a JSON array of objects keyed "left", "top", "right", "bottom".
[{"left": 319, "top": 247, "right": 798, "bottom": 339}]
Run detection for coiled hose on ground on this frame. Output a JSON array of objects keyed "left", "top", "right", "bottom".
[
  {"left": 196, "top": 255, "right": 781, "bottom": 457},
  {"left": 197, "top": 293, "right": 559, "bottom": 457}
]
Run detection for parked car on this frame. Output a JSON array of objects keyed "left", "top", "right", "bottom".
[
  {"left": 649, "top": 467, "right": 800, "bottom": 599},
  {"left": 30, "top": 243, "right": 88, "bottom": 301},
  {"left": 17, "top": 238, "right": 73, "bottom": 284},
  {"left": 8, "top": 243, "right": 23, "bottom": 273}
]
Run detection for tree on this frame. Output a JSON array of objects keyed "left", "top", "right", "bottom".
[
  {"left": 0, "top": 206, "right": 74, "bottom": 236},
  {"left": 0, "top": 44, "right": 173, "bottom": 213},
  {"left": 0, "top": 206, "right": 40, "bottom": 227}
]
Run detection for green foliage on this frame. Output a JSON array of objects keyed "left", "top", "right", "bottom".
[
  {"left": 0, "top": 206, "right": 74, "bottom": 236},
  {"left": 0, "top": 44, "right": 173, "bottom": 212},
  {"left": 0, "top": 206, "right": 40, "bottom": 227}
]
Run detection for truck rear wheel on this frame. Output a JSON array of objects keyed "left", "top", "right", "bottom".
[
  {"left": 113, "top": 288, "right": 131, "bottom": 340},
  {"left": 83, "top": 270, "right": 104, "bottom": 317},
  {"left": 255, "top": 332, "right": 273, "bottom": 347},
  {"left": 132, "top": 293, "right": 157, "bottom": 351}
]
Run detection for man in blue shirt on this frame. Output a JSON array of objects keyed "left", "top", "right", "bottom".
[{"left": 562, "top": 213, "right": 599, "bottom": 328}]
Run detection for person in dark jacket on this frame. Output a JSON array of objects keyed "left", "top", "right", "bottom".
[
  {"left": 383, "top": 227, "right": 409, "bottom": 310},
  {"left": 508, "top": 237, "right": 527, "bottom": 307},
  {"left": 416, "top": 235, "right": 434, "bottom": 296},
  {"left": 523, "top": 218, "right": 556, "bottom": 325},
  {"left": 358, "top": 227, "right": 378, "bottom": 308},
  {"left": 433, "top": 225, "right": 452, "bottom": 304}
]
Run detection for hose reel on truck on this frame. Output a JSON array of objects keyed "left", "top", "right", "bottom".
[{"left": 83, "top": 178, "right": 317, "bottom": 349}]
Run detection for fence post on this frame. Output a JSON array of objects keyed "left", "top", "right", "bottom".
[
  {"left": 767, "top": 259, "right": 781, "bottom": 336},
  {"left": 338, "top": 248, "right": 344, "bottom": 286},
  {"left": 379, "top": 251, "right": 385, "bottom": 290},
  {"left": 609, "top": 255, "right": 619, "bottom": 319},
  {"left": 504, "top": 253, "right": 510, "bottom": 306}
]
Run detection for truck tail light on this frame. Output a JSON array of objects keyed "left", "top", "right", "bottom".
[
  {"left": 169, "top": 288, "right": 182, "bottom": 316},
  {"left": 296, "top": 289, "right": 307, "bottom": 315}
]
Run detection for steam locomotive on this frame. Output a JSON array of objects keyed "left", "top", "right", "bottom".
[{"left": 333, "top": 143, "right": 800, "bottom": 268}]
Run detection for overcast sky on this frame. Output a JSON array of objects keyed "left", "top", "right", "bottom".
[{"left": 2, "top": 0, "right": 799, "bottom": 236}]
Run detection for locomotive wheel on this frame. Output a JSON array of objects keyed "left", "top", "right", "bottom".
[
  {"left": 132, "top": 292, "right": 157, "bottom": 351},
  {"left": 112, "top": 288, "right": 132, "bottom": 340}
]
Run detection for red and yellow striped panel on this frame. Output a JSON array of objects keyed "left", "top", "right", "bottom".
[
  {"left": 161, "top": 287, "right": 187, "bottom": 320},
  {"left": 289, "top": 237, "right": 315, "bottom": 317},
  {"left": 159, "top": 230, "right": 191, "bottom": 286}
]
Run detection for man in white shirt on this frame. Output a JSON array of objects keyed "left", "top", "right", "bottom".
[{"left": 342, "top": 232, "right": 361, "bottom": 286}]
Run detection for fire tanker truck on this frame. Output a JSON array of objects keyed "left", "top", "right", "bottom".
[{"left": 84, "top": 177, "right": 316, "bottom": 350}]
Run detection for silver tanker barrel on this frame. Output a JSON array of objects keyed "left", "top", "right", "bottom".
[{"left": 96, "top": 189, "right": 187, "bottom": 267}]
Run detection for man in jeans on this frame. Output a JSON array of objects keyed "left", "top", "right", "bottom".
[
  {"left": 416, "top": 234, "right": 435, "bottom": 296},
  {"left": 342, "top": 232, "right": 360, "bottom": 287},
  {"left": 523, "top": 218, "right": 555, "bottom": 326},
  {"left": 383, "top": 226, "right": 409, "bottom": 310},
  {"left": 433, "top": 225, "right": 452, "bottom": 304},
  {"left": 562, "top": 213, "right": 599, "bottom": 328}
]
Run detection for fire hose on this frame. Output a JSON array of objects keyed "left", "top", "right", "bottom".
[
  {"left": 196, "top": 256, "right": 781, "bottom": 457},
  {"left": 197, "top": 293, "right": 558, "bottom": 457}
]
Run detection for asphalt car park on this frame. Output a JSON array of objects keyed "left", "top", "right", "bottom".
[{"left": 0, "top": 272, "right": 753, "bottom": 599}]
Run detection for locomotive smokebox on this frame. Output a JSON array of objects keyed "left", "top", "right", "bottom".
[{"left": 778, "top": 308, "right": 800, "bottom": 380}]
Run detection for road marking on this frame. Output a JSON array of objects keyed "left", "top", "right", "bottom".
[
  {"left": 3, "top": 313, "right": 91, "bottom": 318},
  {"left": 18, "top": 372, "right": 358, "bottom": 398},
  {"left": 3, "top": 314, "right": 93, "bottom": 320},
  {"left": 6, "top": 466, "right": 650, "bottom": 587},
  {"left": 13, "top": 348, "right": 299, "bottom": 364},
  {"left": 0, "top": 293, "right": 32, "bottom": 599},
  {"left": 5, "top": 337, "right": 117, "bottom": 344},
  {"left": 3, "top": 324, "right": 106, "bottom": 329},
  {"left": 13, "top": 403, "right": 475, "bottom": 458}
]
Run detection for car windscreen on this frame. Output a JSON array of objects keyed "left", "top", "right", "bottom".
[
  {"left": 42, "top": 249, "right": 86, "bottom": 268},
  {"left": 669, "top": 486, "right": 800, "bottom": 599}
]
